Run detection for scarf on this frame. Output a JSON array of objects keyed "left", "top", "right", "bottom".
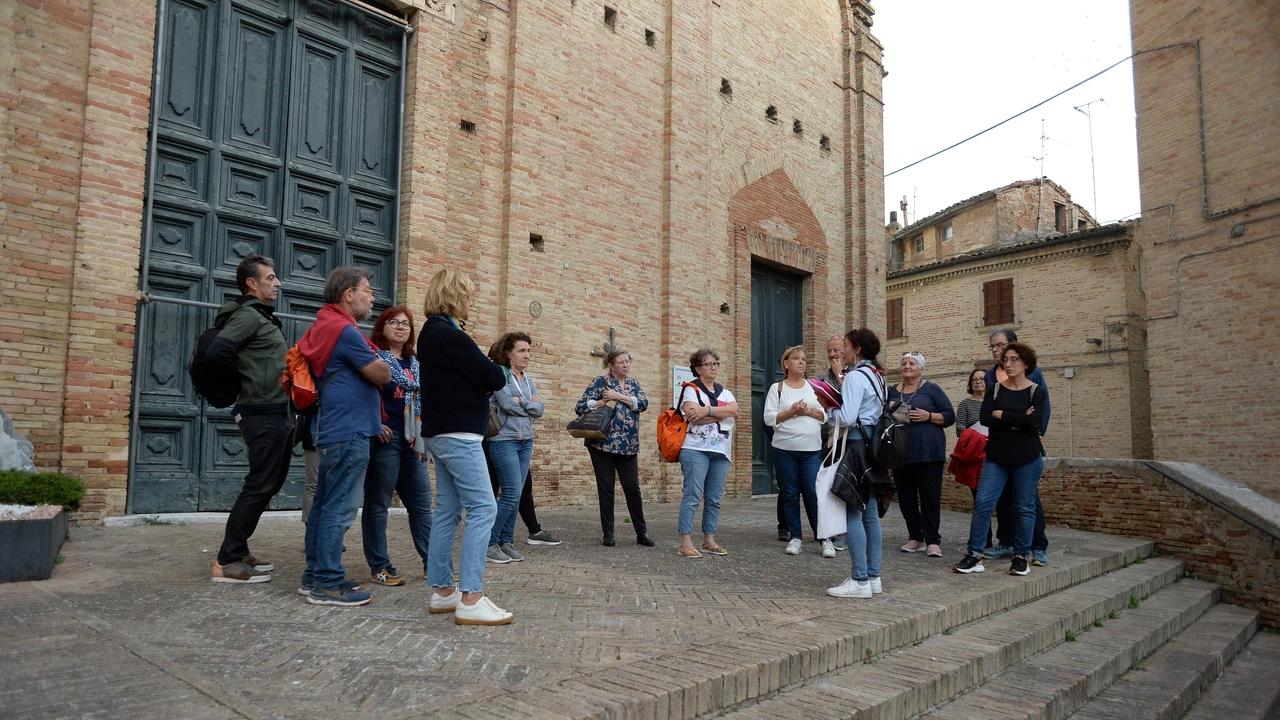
[
  {"left": 297, "top": 304, "right": 379, "bottom": 375},
  {"left": 377, "top": 349, "right": 421, "bottom": 419}
]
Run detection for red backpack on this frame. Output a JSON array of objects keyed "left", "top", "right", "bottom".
[
  {"left": 280, "top": 344, "right": 337, "bottom": 415},
  {"left": 656, "top": 382, "right": 701, "bottom": 462}
]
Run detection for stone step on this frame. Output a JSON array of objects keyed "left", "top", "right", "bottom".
[
  {"left": 1068, "top": 603, "right": 1260, "bottom": 720},
  {"left": 919, "top": 580, "right": 1230, "bottom": 719},
  {"left": 1182, "top": 630, "right": 1280, "bottom": 720},
  {"left": 713, "top": 556, "right": 1187, "bottom": 720},
  {"left": 444, "top": 534, "right": 1154, "bottom": 720}
]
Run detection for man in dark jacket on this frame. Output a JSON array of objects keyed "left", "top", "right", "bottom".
[
  {"left": 982, "top": 328, "right": 1052, "bottom": 566},
  {"left": 209, "top": 255, "right": 290, "bottom": 584}
]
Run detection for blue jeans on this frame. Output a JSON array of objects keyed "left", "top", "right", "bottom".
[
  {"left": 846, "top": 495, "right": 881, "bottom": 582},
  {"left": 772, "top": 447, "right": 820, "bottom": 540},
  {"left": 361, "top": 438, "right": 433, "bottom": 573},
  {"left": 303, "top": 437, "right": 371, "bottom": 590},
  {"left": 678, "top": 448, "right": 730, "bottom": 536},
  {"left": 488, "top": 438, "right": 533, "bottom": 546},
  {"left": 967, "top": 456, "right": 1044, "bottom": 557},
  {"left": 425, "top": 436, "right": 496, "bottom": 594}
]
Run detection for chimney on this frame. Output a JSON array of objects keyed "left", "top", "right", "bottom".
[{"left": 889, "top": 210, "right": 897, "bottom": 223}]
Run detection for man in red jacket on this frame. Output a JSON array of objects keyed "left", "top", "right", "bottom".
[{"left": 297, "top": 267, "right": 391, "bottom": 607}]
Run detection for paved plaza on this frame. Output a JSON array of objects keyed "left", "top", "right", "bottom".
[{"left": 0, "top": 496, "right": 1149, "bottom": 719}]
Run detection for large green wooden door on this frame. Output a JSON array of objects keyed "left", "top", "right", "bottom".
[
  {"left": 750, "top": 263, "right": 805, "bottom": 495},
  {"left": 131, "top": 0, "right": 403, "bottom": 513}
]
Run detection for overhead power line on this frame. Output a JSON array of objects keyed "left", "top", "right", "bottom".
[{"left": 885, "top": 55, "right": 1133, "bottom": 178}]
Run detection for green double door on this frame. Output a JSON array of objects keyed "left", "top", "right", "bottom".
[
  {"left": 750, "top": 263, "right": 805, "bottom": 495},
  {"left": 130, "top": 0, "right": 402, "bottom": 513}
]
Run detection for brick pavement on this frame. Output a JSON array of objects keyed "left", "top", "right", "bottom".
[{"left": 0, "top": 497, "right": 1148, "bottom": 719}]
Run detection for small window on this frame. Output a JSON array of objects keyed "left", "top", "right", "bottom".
[
  {"left": 982, "top": 278, "right": 1014, "bottom": 326},
  {"left": 645, "top": 29, "right": 655, "bottom": 47},
  {"left": 603, "top": 6, "right": 616, "bottom": 31},
  {"left": 792, "top": 119, "right": 803, "bottom": 135},
  {"left": 765, "top": 105, "right": 778, "bottom": 122},
  {"left": 720, "top": 78, "right": 732, "bottom": 98},
  {"left": 938, "top": 223, "right": 953, "bottom": 242},
  {"left": 529, "top": 233, "right": 545, "bottom": 252},
  {"left": 887, "top": 298, "right": 904, "bottom": 339},
  {"left": 914, "top": 235, "right": 924, "bottom": 254},
  {"left": 1078, "top": 218, "right": 1087, "bottom": 230},
  {"left": 819, "top": 134, "right": 830, "bottom": 152},
  {"left": 1054, "top": 202, "right": 1068, "bottom": 232},
  {"left": 459, "top": 120, "right": 476, "bottom": 134}
]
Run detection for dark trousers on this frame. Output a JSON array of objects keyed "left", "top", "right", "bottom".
[
  {"left": 218, "top": 412, "right": 293, "bottom": 565},
  {"left": 587, "top": 446, "right": 647, "bottom": 535},
  {"left": 776, "top": 492, "right": 787, "bottom": 533},
  {"left": 995, "top": 482, "right": 1048, "bottom": 552},
  {"left": 894, "top": 461, "right": 944, "bottom": 545},
  {"left": 485, "top": 443, "right": 542, "bottom": 535}
]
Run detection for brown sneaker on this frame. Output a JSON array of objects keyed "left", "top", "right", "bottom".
[
  {"left": 242, "top": 553, "right": 274, "bottom": 572},
  {"left": 212, "top": 560, "right": 271, "bottom": 583}
]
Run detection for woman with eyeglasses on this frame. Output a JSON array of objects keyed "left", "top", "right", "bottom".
[
  {"left": 890, "top": 352, "right": 955, "bottom": 559},
  {"left": 483, "top": 332, "right": 545, "bottom": 565},
  {"left": 361, "top": 306, "right": 433, "bottom": 588},
  {"left": 953, "top": 342, "right": 1047, "bottom": 577},
  {"left": 763, "top": 346, "right": 826, "bottom": 556},
  {"left": 677, "top": 349, "right": 739, "bottom": 558}
]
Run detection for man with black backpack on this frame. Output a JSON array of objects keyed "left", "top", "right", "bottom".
[{"left": 205, "top": 255, "right": 290, "bottom": 584}]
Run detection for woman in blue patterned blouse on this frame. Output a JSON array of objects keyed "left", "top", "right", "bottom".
[{"left": 575, "top": 348, "right": 654, "bottom": 548}]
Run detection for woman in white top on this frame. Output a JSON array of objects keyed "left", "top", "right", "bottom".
[
  {"left": 677, "top": 348, "right": 739, "bottom": 558},
  {"left": 815, "top": 328, "right": 886, "bottom": 600},
  {"left": 763, "top": 346, "right": 826, "bottom": 556}
]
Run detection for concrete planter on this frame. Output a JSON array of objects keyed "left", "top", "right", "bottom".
[{"left": 0, "top": 509, "right": 68, "bottom": 583}]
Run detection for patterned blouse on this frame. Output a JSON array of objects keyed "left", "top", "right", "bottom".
[{"left": 574, "top": 375, "right": 649, "bottom": 456}]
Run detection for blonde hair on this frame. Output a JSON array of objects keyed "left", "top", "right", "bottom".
[
  {"left": 780, "top": 345, "right": 806, "bottom": 371},
  {"left": 422, "top": 267, "right": 476, "bottom": 320}
]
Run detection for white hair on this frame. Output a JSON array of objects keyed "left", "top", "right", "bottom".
[{"left": 901, "top": 351, "right": 926, "bottom": 370}]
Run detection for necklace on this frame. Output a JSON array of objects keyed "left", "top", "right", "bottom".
[{"left": 899, "top": 381, "right": 921, "bottom": 405}]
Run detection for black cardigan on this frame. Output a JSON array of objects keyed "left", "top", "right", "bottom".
[
  {"left": 980, "top": 381, "right": 1048, "bottom": 466},
  {"left": 416, "top": 317, "right": 508, "bottom": 438}
]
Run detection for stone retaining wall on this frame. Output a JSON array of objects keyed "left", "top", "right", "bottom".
[{"left": 941, "top": 458, "right": 1280, "bottom": 628}]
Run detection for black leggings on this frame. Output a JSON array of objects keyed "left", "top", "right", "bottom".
[{"left": 587, "top": 446, "right": 647, "bottom": 535}]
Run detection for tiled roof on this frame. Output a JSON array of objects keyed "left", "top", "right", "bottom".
[
  {"left": 892, "top": 177, "right": 1082, "bottom": 240},
  {"left": 887, "top": 220, "right": 1136, "bottom": 279}
]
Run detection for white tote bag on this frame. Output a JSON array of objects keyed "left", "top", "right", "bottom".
[{"left": 815, "top": 427, "right": 848, "bottom": 539}]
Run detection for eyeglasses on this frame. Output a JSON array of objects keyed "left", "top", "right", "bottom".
[
  {"left": 385, "top": 319, "right": 411, "bottom": 329},
  {"left": 1002, "top": 355, "right": 1023, "bottom": 365},
  {"left": 699, "top": 361, "right": 721, "bottom": 368},
  {"left": 988, "top": 342, "right": 1009, "bottom": 350}
]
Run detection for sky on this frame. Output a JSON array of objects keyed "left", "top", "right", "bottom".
[{"left": 873, "top": 1, "right": 1141, "bottom": 228}]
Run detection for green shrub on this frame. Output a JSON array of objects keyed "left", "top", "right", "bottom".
[{"left": 0, "top": 470, "right": 85, "bottom": 511}]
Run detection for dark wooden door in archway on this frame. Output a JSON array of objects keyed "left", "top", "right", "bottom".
[
  {"left": 130, "top": 0, "right": 402, "bottom": 513},
  {"left": 750, "top": 262, "right": 805, "bottom": 495}
]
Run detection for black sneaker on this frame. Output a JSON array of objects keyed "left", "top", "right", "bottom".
[
  {"left": 777, "top": 529, "right": 790, "bottom": 542},
  {"left": 952, "top": 552, "right": 985, "bottom": 574},
  {"left": 1010, "top": 555, "right": 1030, "bottom": 576}
]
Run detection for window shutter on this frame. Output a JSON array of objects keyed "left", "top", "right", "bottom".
[
  {"left": 998, "top": 278, "right": 1014, "bottom": 323},
  {"left": 982, "top": 280, "right": 998, "bottom": 325},
  {"left": 887, "top": 298, "right": 903, "bottom": 339}
]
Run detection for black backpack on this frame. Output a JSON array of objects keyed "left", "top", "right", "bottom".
[
  {"left": 188, "top": 303, "right": 265, "bottom": 409},
  {"left": 855, "top": 367, "right": 908, "bottom": 471}
]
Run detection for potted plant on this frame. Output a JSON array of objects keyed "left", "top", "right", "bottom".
[{"left": 0, "top": 470, "right": 85, "bottom": 582}]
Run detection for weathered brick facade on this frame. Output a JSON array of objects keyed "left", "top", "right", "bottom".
[
  {"left": 885, "top": 216, "right": 1151, "bottom": 460},
  {"left": 0, "top": 0, "right": 884, "bottom": 518},
  {"left": 1129, "top": 0, "right": 1280, "bottom": 501}
]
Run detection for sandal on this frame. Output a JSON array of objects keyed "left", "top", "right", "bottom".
[
  {"left": 677, "top": 547, "right": 703, "bottom": 558},
  {"left": 701, "top": 544, "right": 728, "bottom": 556}
]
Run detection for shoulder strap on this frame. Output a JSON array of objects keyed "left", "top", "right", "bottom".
[{"left": 855, "top": 366, "right": 888, "bottom": 405}]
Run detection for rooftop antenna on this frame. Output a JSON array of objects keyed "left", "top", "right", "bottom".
[
  {"left": 1074, "top": 98, "right": 1106, "bottom": 222},
  {"left": 1031, "top": 120, "right": 1048, "bottom": 237}
]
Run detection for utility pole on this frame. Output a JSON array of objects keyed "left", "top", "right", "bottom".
[
  {"left": 1032, "top": 120, "right": 1048, "bottom": 237},
  {"left": 1074, "top": 98, "right": 1105, "bottom": 222}
]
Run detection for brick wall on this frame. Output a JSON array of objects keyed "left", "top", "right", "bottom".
[
  {"left": 941, "top": 459, "right": 1280, "bottom": 628},
  {"left": 1130, "top": 0, "right": 1280, "bottom": 501},
  {"left": 885, "top": 224, "right": 1151, "bottom": 459}
]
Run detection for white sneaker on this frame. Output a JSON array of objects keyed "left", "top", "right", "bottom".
[
  {"left": 826, "top": 577, "right": 873, "bottom": 599},
  {"left": 821, "top": 539, "right": 837, "bottom": 558},
  {"left": 785, "top": 538, "right": 802, "bottom": 555},
  {"left": 429, "top": 589, "right": 461, "bottom": 614},
  {"left": 869, "top": 577, "right": 882, "bottom": 594},
  {"left": 454, "top": 596, "right": 514, "bottom": 626}
]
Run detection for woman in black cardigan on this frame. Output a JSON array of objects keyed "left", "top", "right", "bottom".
[{"left": 953, "top": 342, "right": 1047, "bottom": 577}]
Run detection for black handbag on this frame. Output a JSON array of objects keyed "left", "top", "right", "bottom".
[
  {"left": 568, "top": 400, "right": 616, "bottom": 439},
  {"left": 830, "top": 429, "right": 894, "bottom": 512}
]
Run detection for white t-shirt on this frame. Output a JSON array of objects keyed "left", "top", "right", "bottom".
[
  {"left": 762, "top": 380, "right": 823, "bottom": 452},
  {"left": 679, "top": 383, "right": 736, "bottom": 459}
]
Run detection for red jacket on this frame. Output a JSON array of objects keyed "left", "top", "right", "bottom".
[{"left": 948, "top": 426, "right": 987, "bottom": 489}]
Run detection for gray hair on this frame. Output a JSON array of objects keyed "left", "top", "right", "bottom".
[
  {"left": 602, "top": 347, "right": 631, "bottom": 369},
  {"left": 901, "top": 351, "right": 926, "bottom": 370},
  {"left": 323, "top": 266, "right": 372, "bottom": 304},
  {"left": 988, "top": 327, "right": 1018, "bottom": 343},
  {"left": 235, "top": 254, "right": 275, "bottom": 294}
]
